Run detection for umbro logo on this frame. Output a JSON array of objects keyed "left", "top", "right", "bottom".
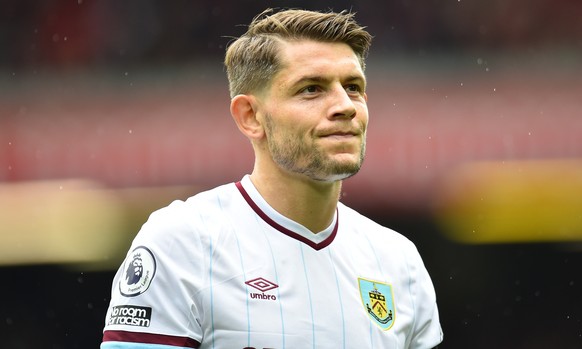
[
  {"left": 245, "top": 277, "right": 278, "bottom": 300},
  {"left": 245, "top": 277, "right": 278, "bottom": 292}
]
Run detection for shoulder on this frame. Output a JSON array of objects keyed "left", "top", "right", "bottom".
[
  {"left": 152, "top": 182, "right": 237, "bottom": 222},
  {"left": 132, "top": 182, "right": 239, "bottom": 247},
  {"left": 337, "top": 202, "right": 417, "bottom": 251},
  {"left": 336, "top": 202, "right": 428, "bottom": 276}
]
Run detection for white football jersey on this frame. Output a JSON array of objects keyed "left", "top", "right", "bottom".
[{"left": 102, "top": 175, "right": 443, "bottom": 349}]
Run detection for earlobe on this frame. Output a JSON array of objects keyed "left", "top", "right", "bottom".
[{"left": 230, "top": 94, "right": 264, "bottom": 140}]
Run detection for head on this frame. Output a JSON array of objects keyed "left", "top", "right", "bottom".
[
  {"left": 225, "top": 9, "right": 372, "bottom": 182},
  {"left": 125, "top": 253, "right": 143, "bottom": 285},
  {"left": 224, "top": 8, "right": 372, "bottom": 98}
]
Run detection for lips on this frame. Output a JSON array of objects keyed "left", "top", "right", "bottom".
[
  {"left": 318, "top": 129, "right": 360, "bottom": 137},
  {"left": 321, "top": 133, "right": 357, "bottom": 140}
]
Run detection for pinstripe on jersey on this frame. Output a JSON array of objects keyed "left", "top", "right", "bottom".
[{"left": 101, "top": 175, "right": 442, "bottom": 349}]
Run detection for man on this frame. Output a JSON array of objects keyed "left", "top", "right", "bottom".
[{"left": 101, "top": 8, "right": 443, "bottom": 349}]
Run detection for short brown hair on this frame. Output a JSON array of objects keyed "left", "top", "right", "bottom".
[{"left": 224, "top": 8, "right": 373, "bottom": 98}]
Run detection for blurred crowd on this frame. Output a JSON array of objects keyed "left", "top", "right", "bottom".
[{"left": 2, "top": 0, "right": 581, "bottom": 70}]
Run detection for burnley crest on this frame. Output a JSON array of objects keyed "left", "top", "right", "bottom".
[{"left": 358, "top": 278, "right": 395, "bottom": 330}]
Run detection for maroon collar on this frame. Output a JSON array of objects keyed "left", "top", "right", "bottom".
[{"left": 235, "top": 181, "right": 338, "bottom": 250}]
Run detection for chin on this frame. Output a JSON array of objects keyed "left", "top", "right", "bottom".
[
  {"left": 313, "top": 165, "right": 361, "bottom": 182},
  {"left": 321, "top": 172, "right": 358, "bottom": 182}
]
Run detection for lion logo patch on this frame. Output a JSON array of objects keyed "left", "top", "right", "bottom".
[{"left": 119, "top": 246, "right": 156, "bottom": 297}]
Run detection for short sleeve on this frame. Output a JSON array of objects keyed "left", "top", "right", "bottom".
[
  {"left": 407, "top": 245, "right": 444, "bottom": 349},
  {"left": 101, "top": 200, "right": 204, "bottom": 348}
]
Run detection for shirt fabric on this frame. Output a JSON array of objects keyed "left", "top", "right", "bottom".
[{"left": 101, "top": 175, "right": 443, "bottom": 349}]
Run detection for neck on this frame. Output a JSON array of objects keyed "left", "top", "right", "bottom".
[{"left": 249, "top": 170, "right": 342, "bottom": 234}]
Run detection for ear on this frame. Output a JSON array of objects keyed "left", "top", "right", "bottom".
[{"left": 230, "top": 94, "right": 264, "bottom": 140}]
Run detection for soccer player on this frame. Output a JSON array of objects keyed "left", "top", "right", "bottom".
[{"left": 101, "top": 8, "right": 443, "bottom": 349}]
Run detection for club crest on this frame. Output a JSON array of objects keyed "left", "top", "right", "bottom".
[{"left": 358, "top": 277, "right": 395, "bottom": 330}]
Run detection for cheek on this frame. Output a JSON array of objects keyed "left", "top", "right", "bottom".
[
  {"left": 271, "top": 117, "right": 310, "bottom": 139},
  {"left": 277, "top": 125, "right": 308, "bottom": 145},
  {"left": 357, "top": 107, "right": 369, "bottom": 129},
  {"left": 265, "top": 103, "right": 317, "bottom": 139}
]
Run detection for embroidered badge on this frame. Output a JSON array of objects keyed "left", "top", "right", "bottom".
[
  {"left": 358, "top": 277, "right": 395, "bottom": 330},
  {"left": 119, "top": 246, "right": 157, "bottom": 297}
]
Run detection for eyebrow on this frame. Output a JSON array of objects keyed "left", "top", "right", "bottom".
[
  {"left": 290, "top": 74, "right": 366, "bottom": 88},
  {"left": 290, "top": 75, "right": 328, "bottom": 87}
]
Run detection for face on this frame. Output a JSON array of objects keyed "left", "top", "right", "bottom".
[
  {"left": 258, "top": 39, "right": 368, "bottom": 182},
  {"left": 132, "top": 258, "right": 143, "bottom": 276}
]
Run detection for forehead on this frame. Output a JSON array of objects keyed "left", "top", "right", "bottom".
[{"left": 274, "top": 39, "right": 365, "bottom": 87}]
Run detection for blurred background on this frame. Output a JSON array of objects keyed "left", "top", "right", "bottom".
[{"left": 1, "top": 0, "right": 582, "bottom": 347}]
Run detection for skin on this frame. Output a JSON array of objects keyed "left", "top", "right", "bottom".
[{"left": 230, "top": 39, "right": 369, "bottom": 233}]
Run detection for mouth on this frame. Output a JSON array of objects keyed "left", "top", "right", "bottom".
[
  {"left": 319, "top": 132, "right": 361, "bottom": 144},
  {"left": 317, "top": 131, "right": 362, "bottom": 152},
  {"left": 318, "top": 129, "right": 360, "bottom": 138},
  {"left": 321, "top": 134, "right": 357, "bottom": 142}
]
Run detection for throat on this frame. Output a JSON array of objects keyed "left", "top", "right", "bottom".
[{"left": 249, "top": 172, "right": 341, "bottom": 233}]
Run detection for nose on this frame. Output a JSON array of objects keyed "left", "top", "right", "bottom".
[{"left": 329, "top": 87, "right": 357, "bottom": 119}]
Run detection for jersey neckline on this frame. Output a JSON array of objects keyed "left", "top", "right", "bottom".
[{"left": 235, "top": 175, "right": 338, "bottom": 251}]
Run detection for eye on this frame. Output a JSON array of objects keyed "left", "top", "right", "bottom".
[
  {"left": 345, "top": 84, "right": 363, "bottom": 93},
  {"left": 300, "top": 85, "right": 320, "bottom": 94}
]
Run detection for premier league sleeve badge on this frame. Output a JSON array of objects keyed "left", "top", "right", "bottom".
[{"left": 119, "top": 246, "right": 157, "bottom": 297}]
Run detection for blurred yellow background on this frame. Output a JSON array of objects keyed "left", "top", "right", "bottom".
[{"left": 1, "top": 0, "right": 581, "bottom": 347}]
